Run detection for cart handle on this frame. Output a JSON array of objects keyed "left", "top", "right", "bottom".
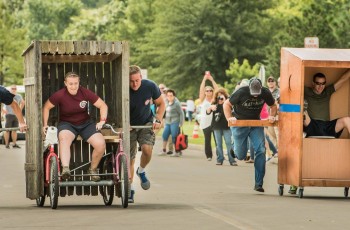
[
  {"left": 0, "top": 127, "right": 20, "bottom": 132},
  {"left": 228, "top": 120, "right": 278, "bottom": 127}
]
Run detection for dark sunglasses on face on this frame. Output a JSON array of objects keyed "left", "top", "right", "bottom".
[
  {"left": 217, "top": 97, "right": 225, "bottom": 100},
  {"left": 206, "top": 90, "right": 213, "bottom": 92},
  {"left": 314, "top": 81, "right": 326, "bottom": 86}
]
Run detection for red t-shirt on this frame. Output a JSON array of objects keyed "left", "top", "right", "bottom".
[{"left": 49, "top": 86, "right": 99, "bottom": 125}]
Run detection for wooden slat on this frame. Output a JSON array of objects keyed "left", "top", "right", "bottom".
[
  {"left": 65, "top": 41, "right": 74, "bottom": 54},
  {"left": 41, "top": 41, "right": 50, "bottom": 53},
  {"left": 88, "top": 63, "right": 97, "bottom": 120},
  {"left": 90, "top": 41, "right": 97, "bottom": 55},
  {"left": 80, "top": 62, "right": 88, "bottom": 88},
  {"left": 105, "top": 41, "right": 112, "bottom": 54},
  {"left": 42, "top": 54, "right": 117, "bottom": 63},
  {"left": 83, "top": 142, "right": 91, "bottom": 196},
  {"left": 74, "top": 142, "right": 83, "bottom": 195},
  {"left": 68, "top": 144, "right": 75, "bottom": 196},
  {"left": 49, "top": 41, "right": 58, "bottom": 54},
  {"left": 57, "top": 42, "right": 65, "bottom": 54},
  {"left": 228, "top": 120, "right": 278, "bottom": 127},
  {"left": 114, "top": 42, "right": 122, "bottom": 55}
]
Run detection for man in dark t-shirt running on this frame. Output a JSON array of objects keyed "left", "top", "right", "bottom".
[
  {"left": 129, "top": 65, "right": 165, "bottom": 203},
  {"left": 223, "top": 78, "right": 277, "bottom": 193}
]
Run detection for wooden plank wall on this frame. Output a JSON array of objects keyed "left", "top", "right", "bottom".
[{"left": 24, "top": 40, "right": 129, "bottom": 199}]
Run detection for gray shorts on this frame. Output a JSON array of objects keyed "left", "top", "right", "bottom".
[
  {"left": 130, "top": 122, "right": 155, "bottom": 160},
  {"left": 58, "top": 120, "right": 99, "bottom": 141},
  {"left": 5, "top": 114, "right": 18, "bottom": 128}
]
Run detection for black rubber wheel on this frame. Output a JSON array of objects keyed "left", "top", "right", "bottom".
[
  {"left": 36, "top": 195, "right": 45, "bottom": 207},
  {"left": 278, "top": 185, "right": 284, "bottom": 196},
  {"left": 100, "top": 156, "right": 114, "bottom": 206},
  {"left": 49, "top": 157, "right": 59, "bottom": 209},
  {"left": 119, "top": 154, "right": 129, "bottom": 208},
  {"left": 298, "top": 188, "right": 304, "bottom": 199},
  {"left": 344, "top": 187, "right": 349, "bottom": 198}
]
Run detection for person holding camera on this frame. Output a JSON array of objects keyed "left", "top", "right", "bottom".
[{"left": 206, "top": 88, "right": 237, "bottom": 166}]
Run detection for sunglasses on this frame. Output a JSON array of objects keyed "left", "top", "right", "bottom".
[
  {"left": 206, "top": 90, "right": 213, "bottom": 92},
  {"left": 268, "top": 80, "right": 275, "bottom": 83},
  {"left": 11, "top": 88, "right": 17, "bottom": 90},
  {"left": 314, "top": 81, "right": 326, "bottom": 86},
  {"left": 217, "top": 97, "right": 225, "bottom": 101}
]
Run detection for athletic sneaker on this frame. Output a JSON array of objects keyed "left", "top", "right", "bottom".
[
  {"left": 207, "top": 157, "right": 212, "bottom": 161},
  {"left": 230, "top": 161, "right": 238, "bottom": 166},
  {"left": 87, "top": 168, "right": 101, "bottom": 182},
  {"left": 5, "top": 145, "right": 10, "bottom": 149},
  {"left": 13, "top": 144, "right": 21, "bottom": 148},
  {"left": 158, "top": 151, "right": 166, "bottom": 156},
  {"left": 288, "top": 185, "right": 298, "bottom": 194},
  {"left": 254, "top": 185, "right": 265, "bottom": 192},
  {"left": 136, "top": 167, "right": 150, "bottom": 190},
  {"left": 167, "top": 151, "right": 173, "bottom": 155},
  {"left": 170, "top": 152, "right": 180, "bottom": 157},
  {"left": 128, "top": 189, "right": 135, "bottom": 203},
  {"left": 61, "top": 166, "right": 71, "bottom": 180}
]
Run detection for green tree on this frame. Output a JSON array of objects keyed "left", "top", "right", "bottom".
[
  {"left": 139, "top": 0, "right": 274, "bottom": 100},
  {"left": 0, "top": 0, "right": 26, "bottom": 85},
  {"left": 264, "top": 0, "right": 350, "bottom": 77},
  {"left": 23, "top": 0, "right": 82, "bottom": 40},
  {"left": 224, "top": 59, "right": 260, "bottom": 93}
]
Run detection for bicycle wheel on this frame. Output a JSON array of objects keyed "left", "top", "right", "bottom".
[
  {"left": 49, "top": 157, "right": 59, "bottom": 209},
  {"left": 100, "top": 156, "right": 114, "bottom": 206},
  {"left": 119, "top": 154, "right": 129, "bottom": 208}
]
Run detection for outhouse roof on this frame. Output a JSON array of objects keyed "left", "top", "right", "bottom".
[{"left": 283, "top": 48, "right": 350, "bottom": 62}]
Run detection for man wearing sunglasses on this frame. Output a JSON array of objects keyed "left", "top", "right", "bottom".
[{"left": 303, "top": 70, "right": 350, "bottom": 138}]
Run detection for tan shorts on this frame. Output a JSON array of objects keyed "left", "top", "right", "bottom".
[{"left": 130, "top": 122, "right": 155, "bottom": 160}]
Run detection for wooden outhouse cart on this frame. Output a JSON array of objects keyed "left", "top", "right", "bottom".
[
  {"left": 22, "top": 40, "right": 130, "bottom": 207},
  {"left": 278, "top": 48, "right": 350, "bottom": 198}
]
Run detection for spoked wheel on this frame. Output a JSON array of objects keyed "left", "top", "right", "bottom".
[
  {"left": 119, "top": 154, "right": 129, "bottom": 208},
  {"left": 100, "top": 156, "right": 115, "bottom": 206},
  {"left": 49, "top": 157, "right": 59, "bottom": 209}
]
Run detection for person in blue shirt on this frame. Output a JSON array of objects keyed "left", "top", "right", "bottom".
[{"left": 129, "top": 65, "right": 165, "bottom": 203}]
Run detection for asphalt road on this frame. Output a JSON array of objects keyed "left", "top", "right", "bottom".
[{"left": 0, "top": 139, "right": 349, "bottom": 230}]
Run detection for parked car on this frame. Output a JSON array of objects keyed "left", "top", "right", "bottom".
[{"left": 180, "top": 102, "right": 189, "bottom": 121}]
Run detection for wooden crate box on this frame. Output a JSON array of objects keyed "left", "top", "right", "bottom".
[
  {"left": 279, "top": 48, "right": 350, "bottom": 189},
  {"left": 22, "top": 40, "right": 129, "bottom": 199}
]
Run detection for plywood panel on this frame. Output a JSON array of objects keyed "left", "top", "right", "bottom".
[{"left": 302, "top": 138, "right": 350, "bottom": 179}]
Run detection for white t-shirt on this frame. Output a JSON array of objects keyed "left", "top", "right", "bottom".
[
  {"left": 186, "top": 99, "right": 195, "bottom": 112},
  {"left": 199, "top": 99, "right": 212, "bottom": 130}
]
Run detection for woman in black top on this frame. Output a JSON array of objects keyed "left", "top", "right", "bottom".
[{"left": 206, "top": 88, "right": 237, "bottom": 166}]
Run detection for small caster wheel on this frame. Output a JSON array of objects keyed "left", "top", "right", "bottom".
[
  {"left": 278, "top": 185, "right": 284, "bottom": 196},
  {"left": 298, "top": 188, "right": 304, "bottom": 198},
  {"left": 344, "top": 187, "right": 349, "bottom": 198}
]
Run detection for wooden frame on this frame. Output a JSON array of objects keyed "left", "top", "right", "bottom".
[{"left": 22, "top": 40, "right": 129, "bottom": 199}]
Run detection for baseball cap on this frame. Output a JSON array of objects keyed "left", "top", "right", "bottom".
[
  {"left": 249, "top": 78, "right": 262, "bottom": 96},
  {"left": 267, "top": 76, "right": 275, "bottom": 82}
]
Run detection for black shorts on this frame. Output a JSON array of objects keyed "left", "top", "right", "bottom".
[
  {"left": 58, "top": 120, "right": 99, "bottom": 141},
  {"left": 303, "top": 119, "right": 343, "bottom": 138},
  {"left": 5, "top": 114, "right": 19, "bottom": 128}
]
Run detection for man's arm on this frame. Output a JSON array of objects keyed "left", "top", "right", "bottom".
[
  {"left": 93, "top": 98, "right": 108, "bottom": 130},
  {"left": 19, "top": 97, "right": 25, "bottom": 110},
  {"left": 153, "top": 96, "right": 166, "bottom": 122},
  {"left": 10, "top": 101, "right": 27, "bottom": 132},
  {"left": 223, "top": 99, "right": 234, "bottom": 121},
  {"left": 334, "top": 69, "right": 350, "bottom": 91},
  {"left": 42, "top": 100, "right": 55, "bottom": 133}
]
